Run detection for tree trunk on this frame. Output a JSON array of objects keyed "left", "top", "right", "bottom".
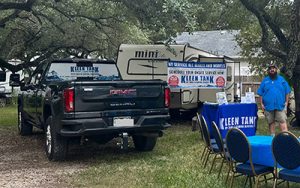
[
  {"left": 292, "top": 65, "right": 300, "bottom": 126},
  {"left": 290, "top": 0, "right": 300, "bottom": 127}
]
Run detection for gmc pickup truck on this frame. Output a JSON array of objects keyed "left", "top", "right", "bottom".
[{"left": 11, "top": 59, "right": 170, "bottom": 161}]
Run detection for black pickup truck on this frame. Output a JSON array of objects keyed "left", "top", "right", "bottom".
[{"left": 11, "top": 59, "right": 170, "bottom": 161}]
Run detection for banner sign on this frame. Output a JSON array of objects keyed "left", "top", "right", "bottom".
[
  {"left": 202, "top": 103, "right": 258, "bottom": 138},
  {"left": 167, "top": 61, "right": 227, "bottom": 88}
]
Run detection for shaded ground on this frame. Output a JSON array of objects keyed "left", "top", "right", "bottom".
[
  {"left": 0, "top": 126, "right": 86, "bottom": 187},
  {"left": 0, "top": 119, "right": 191, "bottom": 188},
  {"left": 0, "top": 126, "right": 143, "bottom": 188}
]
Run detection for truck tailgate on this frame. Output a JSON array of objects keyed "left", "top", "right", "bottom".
[{"left": 74, "top": 80, "right": 166, "bottom": 113}]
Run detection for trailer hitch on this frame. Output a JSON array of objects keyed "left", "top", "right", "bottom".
[{"left": 118, "top": 132, "right": 129, "bottom": 150}]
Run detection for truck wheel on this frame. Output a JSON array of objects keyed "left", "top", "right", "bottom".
[
  {"left": 133, "top": 135, "right": 157, "bottom": 151},
  {"left": 18, "top": 106, "right": 33, "bottom": 135},
  {"left": 45, "top": 116, "right": 68, "bottom": 161}
]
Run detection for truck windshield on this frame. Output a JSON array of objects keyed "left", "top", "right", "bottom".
[{"left": 45, "top": 62, "right": 121, "bottom": 81}]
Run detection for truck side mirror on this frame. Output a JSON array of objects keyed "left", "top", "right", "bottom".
[
  {"left": 0, "top": 71, "right": 6, "bottom": 81},
  {"left": 9, "top": 73, "right": 20, "bottom": 86}
]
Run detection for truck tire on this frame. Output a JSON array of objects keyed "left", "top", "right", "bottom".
[
  {"left": 45, "top": 116, "right": 68, "bottom": 161},
  {"left": 18, "top": 106, "right": 33, "bottom": 135},
  {"left": 133, "top": 135, "right": 157, "bottom": 151}
]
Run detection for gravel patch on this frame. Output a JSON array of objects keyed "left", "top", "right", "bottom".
[{"left": 0, "top": 127, "right": 86, "bottom": 188}]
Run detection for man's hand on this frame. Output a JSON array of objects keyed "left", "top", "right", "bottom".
[
  {"left": 284, "top": 102, "right": 288, "bottom": 112},
  {"left": 261, "top": 104, "right": 265, "bottom": 112}
]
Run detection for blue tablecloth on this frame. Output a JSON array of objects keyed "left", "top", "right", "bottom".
[
  {"left": 202, "top": 103, "right": 258, "bottom": 138},
  {"left": 248, "top": 135, "right": 300, "bottom": 172}
]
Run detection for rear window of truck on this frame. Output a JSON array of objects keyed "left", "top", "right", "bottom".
[{"left": 45, "top": 62, "right": 121, "bottom": 81}]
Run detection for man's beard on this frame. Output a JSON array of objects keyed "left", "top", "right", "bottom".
[{"left": 269, "top": 72, "right": 277, "bottom": 79}]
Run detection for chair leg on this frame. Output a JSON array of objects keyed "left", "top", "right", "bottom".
[
  {"left": 230, "top": 172, "right": 235, "bottom": 188},
  {"left": 203, "top": 151, "right": 211, "bottom": 168},
  {"left": 217, "top": 158, "right": 225, "bottom": 178},
  {"left": 225, "top": 162, "right": 233, "bottom": 184},
  {"left": 244, "top": 176, "right": 249, "bottom": 188},
  {"left": 201, "top": 148, "right": 208, "bottom": 165},
  {"left": 249, "top": 176, "right": 253, "bottom": 188},
  {"left": 287, "top": 181, "right": 289, "bottom": 188},
  {"left": 254, "top": 175, "right": 262, "bottom": 188},
  {"left": 209, "top": 154, "right": 217, "bottom": 173},
  {"left": 200, "top": 147, "right": 207, "bottom": 163},
  {"left": 273, "top": 178, "right": 277, "bottom": 188},
  {"left": 263, "top": 175, "right": 267, "bottom": 186},
  {"left": 225, "top": 166, "right": 231, "bottom": 184}
]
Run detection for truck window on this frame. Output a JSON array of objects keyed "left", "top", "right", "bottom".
[
  {"left": 30, "top": 63, "right": 48, "bottom": 85},
  {"left": 45, "top": 62, "right": 121, "bottom": 81}
]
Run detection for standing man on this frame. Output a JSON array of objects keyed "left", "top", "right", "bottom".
[{"left": 257, "top": 63, "right": 291, "bottom": 136}]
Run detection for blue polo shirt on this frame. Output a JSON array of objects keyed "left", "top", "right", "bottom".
[{"left": 257, "top": 75, "right": 291, "bottom": 111}]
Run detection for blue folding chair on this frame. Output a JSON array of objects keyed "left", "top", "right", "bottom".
[
  {"left": 272, "top": 131, "right": 300, "bottom": 187},
  {"left": 198, "top": 115, "right": 220, "bottom": 169},
  {"left": 196, "top": 112, "right": 204, "bottom": 140},
  {"left": 226, "top": 128, "right": 275, "bottom": 188},
  {"left": 210, "top": 121, "right": 233, "bottom": 180}
]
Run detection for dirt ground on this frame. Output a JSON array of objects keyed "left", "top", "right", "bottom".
[
  {"left": 0, "top": 119, "right": 191, "bottom": 188},
  {"left": 0, "top": 125, "right": 133, "bottom": 188}
]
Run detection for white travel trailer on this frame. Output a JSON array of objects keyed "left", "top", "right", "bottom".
[
  {"left": 116, "top": 44, "right": 238, "bottom": 114},
  {"left": 0, "top": 60, "right": 23, "bottom": 107}
]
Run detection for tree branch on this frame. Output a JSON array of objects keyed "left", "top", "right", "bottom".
[
  {"left": 257, "top": 15, "right": 288, "bottom": 60},
  {"left": 240, "top": 0, "right": 289, "bottom": 55},
  {"left": 0, "top": 48, "right": 59, "bottom": 72},
  {"left": 32, "top": 10, "right": 65, "bottom": 34},
  {"left": 0, "top": 0, "right": 36, "bottom": 11},
  {"left": 0, "top": 10, "right": 21, "bottom": 28}
]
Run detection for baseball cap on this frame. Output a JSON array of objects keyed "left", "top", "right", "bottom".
[{"left": 268, "top": 63, "right": 278, "bottom": 69}]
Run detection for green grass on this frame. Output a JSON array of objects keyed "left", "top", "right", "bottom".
[
  {"left": 0, "top": 105, "right": 300, "bottom": 187},
  {"left": 72, "top": 124, "right": 228, "bottom": 188},
  {"left": 0, "top": 105, "right": 17, "bottom": 127},
  {"left": 72, "top": 119, "right": 300, "bottom": 188}
]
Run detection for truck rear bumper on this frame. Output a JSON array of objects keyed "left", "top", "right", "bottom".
[{"left": 59, "top": 115, "right": 170, "bottom": 137}]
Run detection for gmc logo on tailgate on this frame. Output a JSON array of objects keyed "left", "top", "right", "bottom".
[{"left": 110, "top": 89, "right": 137, "bottom": 96}]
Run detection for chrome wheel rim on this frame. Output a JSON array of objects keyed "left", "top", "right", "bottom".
[{"left": 46, "top": 125, "right": 52, "bottom": 154}]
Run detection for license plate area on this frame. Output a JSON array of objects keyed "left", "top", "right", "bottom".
[{"left": 113, "top": 117, "right": 134, "bottom": 127}]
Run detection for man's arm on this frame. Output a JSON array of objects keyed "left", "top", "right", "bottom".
[{"left": 285, "top": 94, "right": 289, "bottom": 111}]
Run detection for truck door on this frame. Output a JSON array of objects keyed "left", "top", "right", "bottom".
[
  {"left": 23, "top": 72, "right": 38, "bottom": 123},
  {"left": 23, "top": 64, "right": 46, "bottom": 125}
]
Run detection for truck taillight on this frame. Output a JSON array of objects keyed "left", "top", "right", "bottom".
[
  {"left": 164, "top": 88, "right": 170, "bottom": 107},
  {"left": 64, "top": 88, "right": 74, "bottom": 112}
]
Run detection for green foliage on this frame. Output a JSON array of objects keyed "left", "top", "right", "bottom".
[{"left": 237, "top": 0, "right": 293, "bottom": 75}]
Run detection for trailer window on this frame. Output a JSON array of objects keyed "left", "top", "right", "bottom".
[{"left": 127, "top": 59, "right": 168, "bottom": 75}]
